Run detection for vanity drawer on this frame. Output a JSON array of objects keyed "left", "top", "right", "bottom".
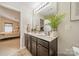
[
  {"left": 31, "top": 36, "right": 37, "bottom": 42},
  {"left": 38, "top": 39, "right": 49, "bottom": 48}
]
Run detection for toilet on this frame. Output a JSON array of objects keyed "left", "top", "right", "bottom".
[{"left": 72, "top": 47, "right": 79, "bottom": 56}]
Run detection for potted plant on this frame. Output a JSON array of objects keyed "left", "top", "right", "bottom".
[{"left": 44, "top": 13, "right": 65, "bottom": 37}]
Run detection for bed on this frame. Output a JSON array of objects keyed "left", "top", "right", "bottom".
[{"left": 0, "top": 32, "right": 20, "bottom": 40}]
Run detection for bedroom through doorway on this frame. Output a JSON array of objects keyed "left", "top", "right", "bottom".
[{"left": 0, "top": 5, "right": 20, "bottom": 55}]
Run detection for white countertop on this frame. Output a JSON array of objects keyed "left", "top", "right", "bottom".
[{"left": 25, "top": 32, "right": 57, "bottom": 42}]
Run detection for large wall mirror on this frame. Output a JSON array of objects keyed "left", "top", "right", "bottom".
[{"left": 32, "top": 2, "right": 57, "bottom": 31}]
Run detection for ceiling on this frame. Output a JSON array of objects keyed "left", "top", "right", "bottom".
[
  {"left": 0, "top": 2, "right": 41, "bottom": 11},
  {"left": 0, "top": 2, "right": 57, "bottom": 21},
  {"left": 0, "top": 5, "right": 20, "bottom": 22},
  {"left": 0, "top": 2, "right": 21, "bottom": 12},
  {"left": 0, "top": 2, "right": 42, "bottom": 22}
]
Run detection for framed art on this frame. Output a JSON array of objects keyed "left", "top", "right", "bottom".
[{"left": 71, "top": 2, "right": 79, "bottom": 21}]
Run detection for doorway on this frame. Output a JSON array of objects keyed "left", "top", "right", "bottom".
[{"left": 0, "top": 5, "right": 20, "bottom": 55}]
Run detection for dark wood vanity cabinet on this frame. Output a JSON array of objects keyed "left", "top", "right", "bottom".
[
  {"left": 37, "top": 44, "right": 49, "bottom": 56},
  {"left": 25, "top": 34, "right": 27, "bottom": 48},
  {"left": 27, "top": 36, "right": 31, "bottom": 51},
  {"left": 37, "top": 39, "right": 49, "bottom": 56},
  {"left": 25, "top": 33, "right": 57, "bottom": 56},
  {"left": 25, "top": 34, "right": 31, "bottom": 51},
  {"left": 31, "top": 36, "right": 37, "bottom": 56}
]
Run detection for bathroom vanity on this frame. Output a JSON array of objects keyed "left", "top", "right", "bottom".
[{"left": 24, "top": 32, "right": 57, "bottom": 56}]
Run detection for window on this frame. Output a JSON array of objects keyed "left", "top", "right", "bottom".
[{"left": 4, "top": 23, "right": 13, "bottom": 32}]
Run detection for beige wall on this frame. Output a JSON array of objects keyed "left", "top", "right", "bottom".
[
  {"left": 0, "top": 16, "right": 19, "bottom": 33},
  {"left": 58, "top": 2, "right": 79, "bottom": 55},
  {"left": 19, "top": 2, "right": 79, "bottom": 55}
]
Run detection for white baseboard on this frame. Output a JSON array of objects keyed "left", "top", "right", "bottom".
[{"left": 20, "top": 46, "right": 26, "bottom": 49}]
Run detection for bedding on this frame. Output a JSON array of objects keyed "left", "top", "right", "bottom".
[{"left": 0, "top": 32, "right": 20, "bottom": 40}]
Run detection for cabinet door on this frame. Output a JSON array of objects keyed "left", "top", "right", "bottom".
[
  {"left": 25, "top": 34, "right": 28, "bottom": 48},
  {"left": 27, "top": 35, "right": 31, "bottom": 52},
  {"left": 37, "top": 44, "right": 48, "bottom": 56},
  {"left": 50, "top": 38, "right": 57, "bottom": 56},
  {"left": 31, "top": 40, "right": 37, "bottom": 56}
]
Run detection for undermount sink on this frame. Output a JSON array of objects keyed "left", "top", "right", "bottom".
[
  {"left": 35, "top": 33, "right": 45, "bottom": 36},
  {"left": 36, "top": 33, "right": 51, "bottom": 38}
]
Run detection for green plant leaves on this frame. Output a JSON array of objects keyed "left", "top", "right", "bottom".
[{"left": 44, "top": 13, "right": 65, "bottom": 30}]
